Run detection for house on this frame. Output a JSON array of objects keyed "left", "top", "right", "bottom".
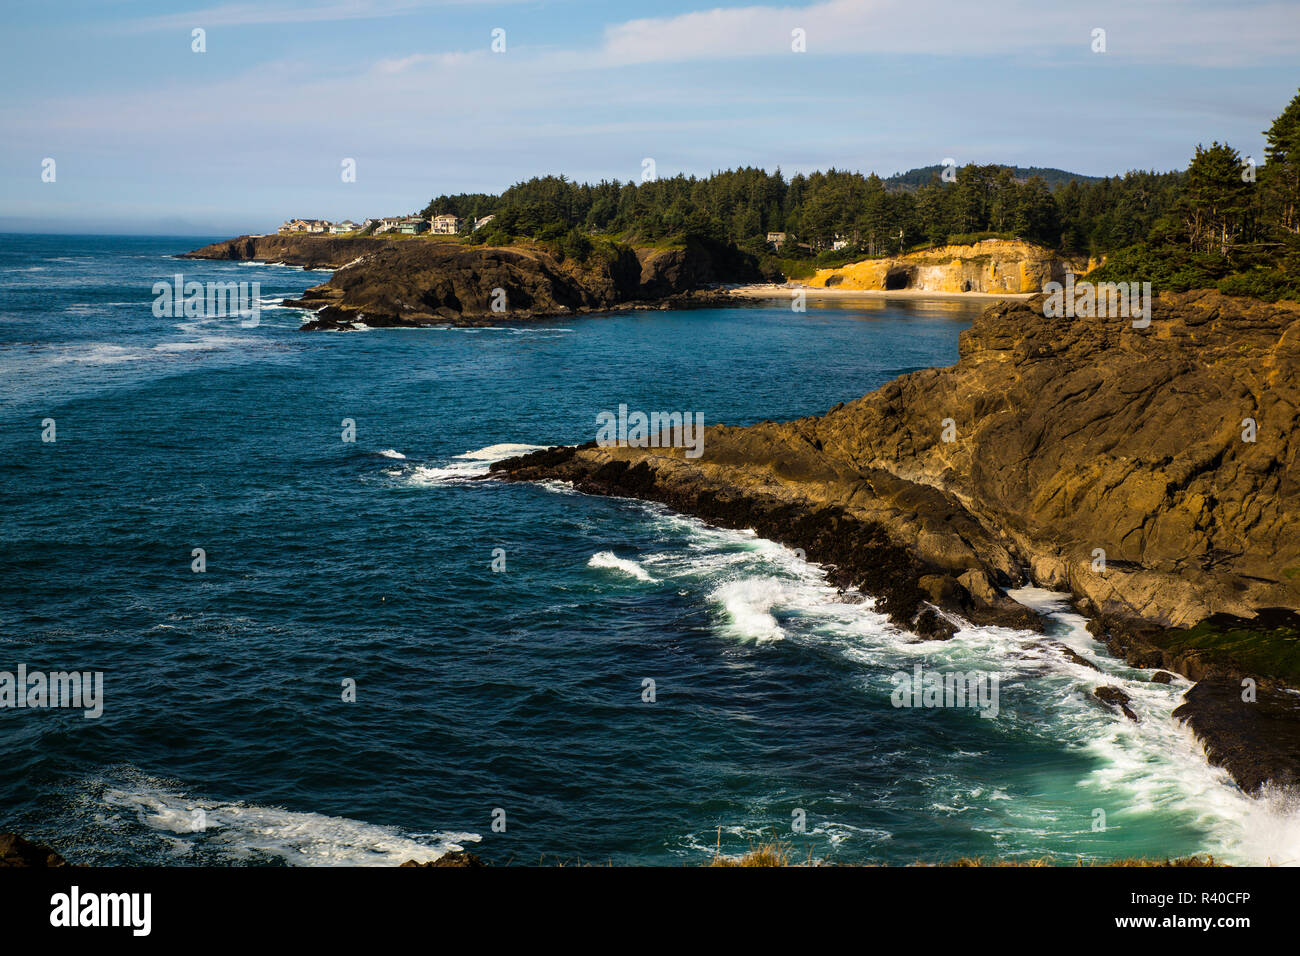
[
  {"left": 397, "top": 216, "right": 428, "bottom": 234},
  {"left": 831, "top": 237, "right": 850, "bottom": 251},
  {"left": 429, "top": 214, "right": 463, "bottom": 235},
  {"left": 473, "top": 215, "right": 495, "bottom": 231},
  {"left": 281, "top": 218, "right": 329, "bottom": 234},
  {"left": 329, "top": 220, "right": 359, "bottom": 234},
  {"left": 373, "top": 217, "right": 404, "bottom": 234},
  {"left": 766, "top": 232, "right": 787, "bottom": 247}
]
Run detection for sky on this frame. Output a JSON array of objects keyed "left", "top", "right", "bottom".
[{"left": 1, "top": 0, "right": 1298, "bottom": 235}]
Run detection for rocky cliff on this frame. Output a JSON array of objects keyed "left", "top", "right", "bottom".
[
  {"left": 807, "top": 239, "right": 1084, "bottom": 294},
  {"left": 182, "top": 234, "right": 758, "bottom": 328},
  {"left": 491, "top": 289, "right": 1300, "bottom": 791},
  {"left": 180, "top": 234, "right": 384, "bottom": 271}
]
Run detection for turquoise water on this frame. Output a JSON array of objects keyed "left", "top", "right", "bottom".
[{"left": 1, "top": 234, "right": 1296, "bottom": 866}]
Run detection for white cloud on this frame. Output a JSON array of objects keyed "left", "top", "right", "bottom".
[{"left": 596, "top": 0, "right": 1300, "bottom": 67}]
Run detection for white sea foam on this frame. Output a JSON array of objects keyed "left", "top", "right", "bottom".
[
  {"left": 588, "top": 551, "right": 657, "bottom": 582},
  {"left": 480, "top": 452, "right": 1300, "bottom": 863},
  {"left": 460, "top": 442, "right": 551, "bottom": 461},
  {"left": 97, "top": 778, "right": 480, "bottom": 867},
  {"left": 633, "top": 506, "right": 1300, "bottom": 863},
  {"left": 711, "top": 577, "right": 791, "bottom": 642},
  {"left": 395, "top": 443, "right": 551, "bottom": 487},
  {"left": 378, "top": 449, "right": 406, "bottom": 460}
]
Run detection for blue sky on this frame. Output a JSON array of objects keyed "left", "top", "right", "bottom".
[{"left": 2, "top": 0, "right": 1298, "bottom": 235}]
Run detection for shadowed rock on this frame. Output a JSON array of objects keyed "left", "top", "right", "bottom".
[
  {"left": 400, "top": 851, "right": 487, "bottom": 868},
  {"left": 1094, "top": 685, "right": 1139, "bottom": 722},
  {"left": 0, "top": 833, "right": 68, "bottom": 867}
]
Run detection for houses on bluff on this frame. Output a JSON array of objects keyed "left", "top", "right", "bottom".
[{"left": 278, "top": 213, "right": 495, "bottom": 237}]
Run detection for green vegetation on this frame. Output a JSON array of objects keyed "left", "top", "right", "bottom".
[
  {"left": 417, "top": 89, "right": 1300, "bottom": 296},
  {"left": 1156, "top": 614, "right": 1300, "bottom": 684}
]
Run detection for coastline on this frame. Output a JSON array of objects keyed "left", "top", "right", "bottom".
[
  {"left": 724, "top": 282, "right": 1035, "bottom": 301},
  {"left": 180, "top": 235, "right": 1042, "bottom": 331},
  {"left": 489, "top": 289, "right": 1300, "bottom": 796}
]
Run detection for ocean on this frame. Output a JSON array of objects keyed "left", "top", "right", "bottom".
[{"left": 1, "top": 233, "right": 1296, "bottom": 866}]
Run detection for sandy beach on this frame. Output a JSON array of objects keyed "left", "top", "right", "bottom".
[{"left": 725, "top": 283, "right": 1035, "bottom": 301}]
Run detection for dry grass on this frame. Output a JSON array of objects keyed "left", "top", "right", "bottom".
[{"left": 710, "top": 839, "right": 800, "bottom": 867}]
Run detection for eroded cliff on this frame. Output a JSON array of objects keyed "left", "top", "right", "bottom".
[{"left": 807, "top": 239, "right": 1084, "bottom": 294}]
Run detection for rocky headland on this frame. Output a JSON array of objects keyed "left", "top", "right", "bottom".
[
  {"left": 181, "top": 234, "right": 758, "bottom": 329},
  {"left": 490, "top": 290, "right": 1300, "bottom": 793}
]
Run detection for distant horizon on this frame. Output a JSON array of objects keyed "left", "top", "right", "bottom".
[{"left": 0, "top": 159, "right": 1171, "bottom": 237}]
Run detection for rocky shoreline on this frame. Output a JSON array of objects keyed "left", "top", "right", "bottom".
[
  {"left": 181, "top": 234, "right": 759, "bottom": 329},
  {"left": 489, "top": 290, "right": 1300, "bottom": 794}
]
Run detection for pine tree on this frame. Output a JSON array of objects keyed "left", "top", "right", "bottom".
[{"left": 1262, "top": 88, "right": 1300, "bottom": 236}]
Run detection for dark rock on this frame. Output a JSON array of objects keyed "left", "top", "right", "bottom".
[
  {"left": 0, "top": 833, "right": 68, "bottom": 867},
  {"left": 1173, "top": 676, "right": 1300, "bottom": 794},
  {"left": 913, "top": 607, "right": 958, "bottom": 641},
  {"left": 1094, "top": 685, "right": 1139, "bottom": 722},
  {"left": 1045, "top": 640, "right": 1104, "bottom": 672},
  {"left": 182, "top": 234, "right": 760, "bottom": 330},
  {"left": 1151, "top": 671, "right": 1175, "bottom": 684},
  {"left": 400, "top": 851, "right": 487, "bottom": 868}
]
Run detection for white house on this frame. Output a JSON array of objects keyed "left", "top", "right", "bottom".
[
  {"left": 429, "top": 214, "right": 463, "bottom": 235},
  {"left": 473, "top": 215, "right": 496, "bottom": 231}
]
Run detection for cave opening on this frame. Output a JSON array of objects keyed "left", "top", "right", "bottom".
[{"left": 883, "top": 267, "right": 912, "bottom": 290}]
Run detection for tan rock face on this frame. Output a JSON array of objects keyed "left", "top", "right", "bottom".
[
  {"left": 810, "top": 290, "right": 1300, "bottom": 625},
  {"left": 807, "top": 239, "right": 1085, "bottom": 294}
]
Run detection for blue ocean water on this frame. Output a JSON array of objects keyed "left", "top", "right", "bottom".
[{"left": 1, "top": 233, "right": 1296, "bottom": 866}]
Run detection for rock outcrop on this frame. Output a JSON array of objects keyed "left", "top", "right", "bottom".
[
  {"left": 400, "top": 851, "right": 487, "bottom": 867},
  {"left": 497, "top": 290, "right": 1300, "bottom": 628},
  {"left": 490, "top": 289, "right": 1300, "bottom": 792},
  {"left": 181, "top": 234, "right": 759, "bottom": 328},
  {"left": 0, "top": 833, "right": 69, "bottom": 867},
  {"left": 180, "top": 234, "right": 385, "bottom": 271},
  {"left": 807, "top": 239, "right": 1084, "bottom": 294}
]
